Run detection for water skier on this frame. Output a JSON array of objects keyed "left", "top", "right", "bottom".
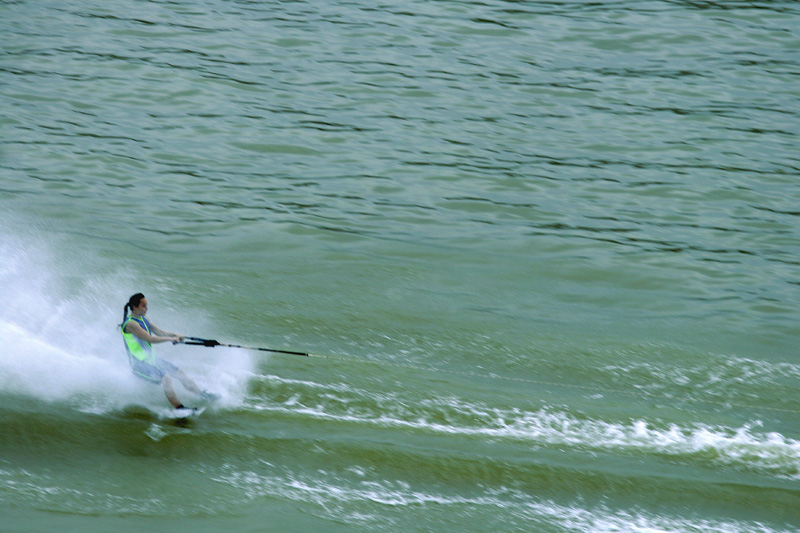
[{"left": 121, "top": 293, "right": 216, "bottom": 409}]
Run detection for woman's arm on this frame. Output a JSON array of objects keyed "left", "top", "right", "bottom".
[
  {"left": 149, "top": 321, "right": 186, "bottom": 343},
  {"left": 125, "top": 320, "right": 182, "bottom": 344}
]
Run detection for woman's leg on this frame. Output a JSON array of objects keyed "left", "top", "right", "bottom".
[
  {"left": 174, "top": 369, "right": 203, "bottom": 395},
  {"left": 162, "top": 375, "right": 182, "bottom": 408}
]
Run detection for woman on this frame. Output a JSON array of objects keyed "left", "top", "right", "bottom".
[{"left": 122, "top": 293, "right": 215, "bottom": 409}]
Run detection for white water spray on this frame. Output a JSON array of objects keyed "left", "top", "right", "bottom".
[{"left": 0, "top": 227, "right": 252, "bottom": 413}]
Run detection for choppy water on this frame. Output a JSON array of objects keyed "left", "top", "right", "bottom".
[{"left": 2, "top": 0, "right": 799, "bottom": 531}]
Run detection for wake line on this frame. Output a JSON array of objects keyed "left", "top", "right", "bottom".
[{"left": 247, "top": 389, "right": 800, "bottom": 479}]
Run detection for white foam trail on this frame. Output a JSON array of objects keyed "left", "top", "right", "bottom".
[{"left": 251, "top": 374, "right": 800, "bottom": 478}]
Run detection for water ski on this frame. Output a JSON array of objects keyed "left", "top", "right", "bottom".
[
  {"left": 172, "top": 390, "right": 219, "bottom": 419},
  {"left": 173, "top": 406, "right": 205, "bottom": 419}
]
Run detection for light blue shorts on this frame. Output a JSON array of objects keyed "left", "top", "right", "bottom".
[{"left": 130, "top": 358, "right": 180, "bottom": 384}]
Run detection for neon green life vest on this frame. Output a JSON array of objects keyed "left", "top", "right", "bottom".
[{"left": 122, "top": 315, "right": 156, "bottom": 365}]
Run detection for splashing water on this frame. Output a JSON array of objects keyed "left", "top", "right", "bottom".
[{"left": 0, "top": 228, "right": 253, "bottom": 413}]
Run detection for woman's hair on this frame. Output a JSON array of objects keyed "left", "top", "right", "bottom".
[{"left": 122, "top": 293, "right": 145, "bottom": 324}]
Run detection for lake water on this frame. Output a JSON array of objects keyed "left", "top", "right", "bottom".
[{"left": 1, "top": 1, "right": 798, "bottom": 531}]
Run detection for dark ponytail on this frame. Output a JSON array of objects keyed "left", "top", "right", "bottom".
[{"left": 122, "top": 293, "right": 145, "bottom": 325}]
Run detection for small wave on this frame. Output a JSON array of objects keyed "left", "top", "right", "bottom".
[
  {"left": 601, "top": 352, "right": 800, "bottom": 411},
  {"left": 605, "top": 354, "right": 800, "bottom": 386},
  {"left": 215, "top": 466, "right": 794, "bottom": 533}
]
